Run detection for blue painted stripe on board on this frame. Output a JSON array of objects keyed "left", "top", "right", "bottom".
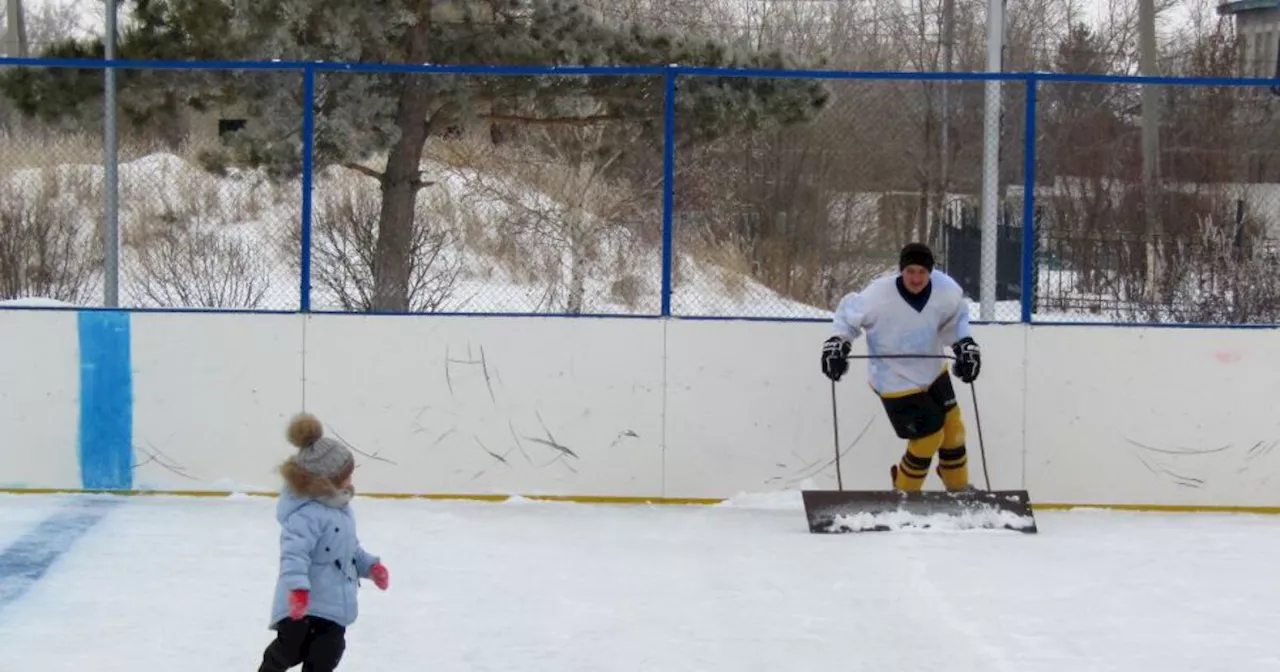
[
  {"left": 0, "top": 498, "right": 119, "bottom": 613},
  {"left": 78, "top": 311, "right": 133, "bottom": 490}
]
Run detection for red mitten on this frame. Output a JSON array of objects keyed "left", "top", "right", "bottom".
[
  {"left": 370, "top": 562, "right": 389, "bottom": 590},
  {"left": 288, "top": 590, "right": 309, "bottom": 619}
]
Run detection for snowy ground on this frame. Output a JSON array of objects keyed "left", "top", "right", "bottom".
[{"left": 1, "top": 492, "right": 1278, "bottom": 671}]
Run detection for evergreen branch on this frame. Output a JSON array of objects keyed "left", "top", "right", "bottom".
[
  {"left": 339, "top": 163, "right": 434, "bottom": 190},
  {"left": 342, "top": 162, "right": 384, "bottom": 181}
]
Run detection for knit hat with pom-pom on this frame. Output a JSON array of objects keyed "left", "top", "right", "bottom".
[{"left": 286, "top": 412, "right": 354, "bottom": 485}]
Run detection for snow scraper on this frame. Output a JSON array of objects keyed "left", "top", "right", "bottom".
[
  {"left": 801, "top": 488, "right": 1038, "bottom": 533},
  {"left": 803, "top": 375, "right": 1039, "bottom": 534}
]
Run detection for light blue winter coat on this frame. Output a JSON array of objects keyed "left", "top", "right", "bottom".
[{"left": 269, "top": 487, "right": 380, "bottom": 628}]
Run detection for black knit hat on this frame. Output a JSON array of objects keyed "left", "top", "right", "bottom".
[{"left": 899, "top": 242, "right": 935, "bottom": 271}]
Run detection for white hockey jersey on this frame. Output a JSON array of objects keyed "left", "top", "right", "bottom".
[{"left": 830, "top": 269, "right": 973, "bottom": 396}]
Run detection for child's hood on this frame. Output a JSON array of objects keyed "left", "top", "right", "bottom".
[{"left": 275, "top": 487, "right": 314, "bottom": 523}]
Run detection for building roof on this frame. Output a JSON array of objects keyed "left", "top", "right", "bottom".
[{"left": 1218, "top": 0, "right": 1279, "bottom": 15}]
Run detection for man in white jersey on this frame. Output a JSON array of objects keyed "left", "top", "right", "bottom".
[{"left": 819, "top": 243, "right": 982, "bottom": 492}]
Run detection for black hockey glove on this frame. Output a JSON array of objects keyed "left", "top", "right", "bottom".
[
  {"left": 951, "top": 336, "right": 981, "bottom": 383},
  {"left": 821, "top": 337, "right": 851, "bottom": 381}
]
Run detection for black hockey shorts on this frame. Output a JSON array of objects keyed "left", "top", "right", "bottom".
[{"left": 879, "top": 372, "right": 958, "bottom": 440}]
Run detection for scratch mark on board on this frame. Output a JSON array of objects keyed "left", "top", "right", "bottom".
[
  {"left": 608, "top": 430, "right": 639, "bottom": 448},
  {"left": 509, "top": 421, "right": 532, "bottom": 464},
  {"left": 134, "top": 441, "right": 198, "bottom": 480},
  {"left": 471, "top": 436, "right": 517, "bottom": 480},
  {"left": 480, "top": 346, "right": 496, "bottom": 405},
  {"left": 474, "top": 436, "right": 510, "bottom": 466},
  {"left": 444, "top": 345, "right": 455, "bottom": 398},
  {"left": 548, "top": 453, "right": 579, "bottom": 475},
  {"left": 1124, "top": 437, "right": 1231, "bottom": 456},
  {"left": 1247, "top": 440, "right": 1280, "bottom": 462},
  {"left": 1132, "top": 452, "right": 1160, "bottom": 477},
  {"left": 432, "top": 428, "right": 456, "bottom": 448},
  {"left": 789, "top": 450, "right": 820, "bottom": 474},
  {"left": 143, "top": 441, "right": 189, "bottom": 473},
  {"left": 330, "top": 427, "right": 398, "bottom": 466},
  {"left": 1131, "top": 449, "right": 1202, "bottom": 488},
  {"left": 524, "top": 411, "right": 578, "bottom": 459},
  {"left": 785, "top": 415, "right": 875, "bottom": 486},
  {"left": 527, "top": 437, "right": 578, "bottom": 459},
  {"left": 1163, "top": 470, "right": 1204, "bottom": 488}
]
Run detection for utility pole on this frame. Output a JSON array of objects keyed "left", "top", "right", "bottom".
[
  {"left": 3, "top": 0, "right": 27, "bottom": 57},
  {"left": 104, "top": 0, "right": 119, "bottom": 307},
  {"left": 1139, "top": 0, "right": 1160, "bottom": 301},
  {"left": 979, "top": 0, "right": 1003, "bottom": 320},
  {"left": 940, "top": 0, "right": 954, "bottom": 240}
]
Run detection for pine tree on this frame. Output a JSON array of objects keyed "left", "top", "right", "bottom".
[{"left": 3, "top": 0, "right": 830, "bottom": 311}]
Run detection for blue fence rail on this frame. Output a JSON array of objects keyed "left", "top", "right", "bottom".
[{"left": 2, "top": 57, "right": 1280, "bottom": 326}]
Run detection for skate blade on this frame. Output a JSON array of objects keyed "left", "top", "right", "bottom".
[{"left": 801, "top": 489, "right": 1038, "bottom": 534}]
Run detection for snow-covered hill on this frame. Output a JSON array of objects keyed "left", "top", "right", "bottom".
[{"left": 0, "top": 148, "right": 832, "bottom": 317}]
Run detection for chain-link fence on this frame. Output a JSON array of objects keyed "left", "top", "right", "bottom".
[
  {"left": 1031, "top": 79, "right": 1280, "bottom": 324},
  {"left": 303, "top": 71, "right": 665, "bottom": 315},
  {"left": 1, "top": 57, "right": 1278, "bottom": 326},
  {"left": 0, "top": 63, "right": 302, "bottom": 310},
  {"left": 670, "top": 74, "right": 1027, "bottom": 321}
]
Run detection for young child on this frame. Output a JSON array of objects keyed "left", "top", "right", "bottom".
[{"left": 258, "top": 412, "right": 390, "bottom": 672}]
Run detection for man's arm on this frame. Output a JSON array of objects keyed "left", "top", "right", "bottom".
[
  {"left": 832, "top": 291, "right": 871, "bottom": 342},
  {"left": 949, "top": 298, "right": 973, "bottom": 342},
  {"left": 823, "top": 291, "right": 872, "bottom": 382},
  {"left": 948, "top": 300, "right": 981, "bottom": 383}
]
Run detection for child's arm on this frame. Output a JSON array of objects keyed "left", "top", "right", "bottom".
[
  {"left": 279, "top": 513, "right": 318, "bottom": 593},
  {"left": 353, "top": 545, "right": 380, "bottom": 578},
  {"left": 354, "top": 543, "right": 390, "bottom": 590}
]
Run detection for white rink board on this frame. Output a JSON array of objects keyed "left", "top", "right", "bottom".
[
  {"left": 301, "top": 315, "right": 666, "bottom": 498},
  {"left": 949, "top": 323, "right": 1027, "bottom": 492},
  {"left": 662, "top": 318, "right": 840, "bottom": 498},
  {"left": 1024, "top": 325, "right": 1280, "bottom": 507},
  {"left": 129, "top": 312, "right": 306, "bottom": 492},
  {"left": 663, "top": 321, "right": 1026, "bottom": 498},
  {"left": 0, "top": 310, "right": 80, "bottom": 489},
  {"left": 4, "top": 307, "right": 1280, "bottom": 509}
]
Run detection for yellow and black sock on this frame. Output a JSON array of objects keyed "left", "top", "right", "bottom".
[
  {"left": 936, "top": 406, "right": 969, "bottom": 490},
  {"left": 893, "top": 429, "right": 943, "bottom": 491}
]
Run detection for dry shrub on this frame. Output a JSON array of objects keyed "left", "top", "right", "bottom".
[
  {"left": 430, "top": 131, "right": 654, "bottom": 313},
  {"left": 305, "top": 173, "right": 464, "bottom": 312},
  {"left": 1140, "top": 204, "right": 1280, "bottom": 324},
  {"left": 676, "top": 222, "right": 755, "bottom": 302},
  {"left": 124, "top": 199, "right": 273, "bottom": 309},
  {"left": 0, "top": 172, "right": 101, "bottom": 303}
]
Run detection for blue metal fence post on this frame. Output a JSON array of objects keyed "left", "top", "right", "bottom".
[
  {"left": 300, "top": 65, "right": 316, "bottom": 313},
  {"left": 1020, "top": 76, "right": 1038, "bottom": 324},
  {"left": 660, "top": 66, "right": 677, "bottom": 317}
]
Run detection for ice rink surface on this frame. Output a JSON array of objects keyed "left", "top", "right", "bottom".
[{"left": 1, "top": 491, "right": 1279, "bottom": 672}]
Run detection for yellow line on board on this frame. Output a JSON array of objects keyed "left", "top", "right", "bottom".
[
  {"left": 0, "top": 488, "right": 722, "bottom": 506},
  {"left": 2, "top": 488, "right": 1280, "bottom": 514},
  {"left": 1031, "top": 502, "right": 1280, "bottom": 515}
]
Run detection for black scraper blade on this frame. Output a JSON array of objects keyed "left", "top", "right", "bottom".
[{"left": 801, "top": 489, "right": 1038, "bottom": 534}]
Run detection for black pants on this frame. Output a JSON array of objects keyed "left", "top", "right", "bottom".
[
  {"left": 259, "top": 616, "right": 346, "bottom": 672},
  {"left": 879, "top": 372, "right": 958, "bottom": 440}
]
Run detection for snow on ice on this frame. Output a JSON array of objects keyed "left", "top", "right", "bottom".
[{"left": 1, "top": 493, "right": 1279, "bottom": 671}]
